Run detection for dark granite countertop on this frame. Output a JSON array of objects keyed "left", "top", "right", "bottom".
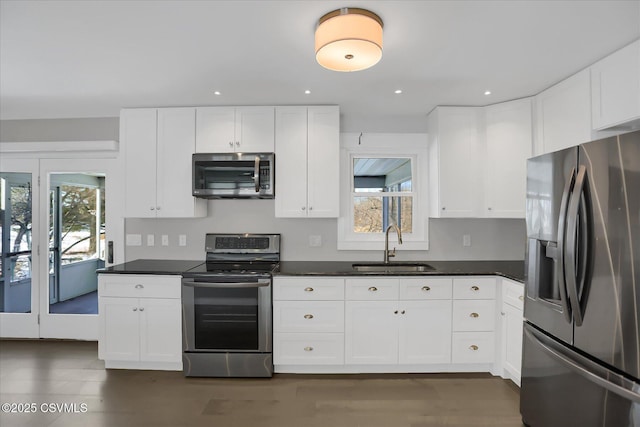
[
  {"left": 97, "top": 259, "right": 204, "bottom": 275},
  {"left": 275, "top": 260, "right": 525, "bottom": 283},
  {"left": 98, "top": 259, "right": 525, "bottom": 283}
]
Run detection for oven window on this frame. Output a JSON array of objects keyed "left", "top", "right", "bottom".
[{"left": 194, "top": 287, "right": 259, "bottom": 350}]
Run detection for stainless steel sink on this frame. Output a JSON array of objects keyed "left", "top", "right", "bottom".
[{"left": 352, "top": 262, "right": 435, "bottom": 272}]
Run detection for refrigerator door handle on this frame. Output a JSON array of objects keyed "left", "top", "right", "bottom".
[
  {"left": 525, "top": 325, "right": 640, "bottom": 404},
  {"left": 556, "top": 167, "right": 575, "bottom": 323},
  {"left": 565, "top": 165, "right": 588, "bottom": 326}
]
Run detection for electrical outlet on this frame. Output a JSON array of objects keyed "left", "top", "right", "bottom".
[
  {"left": 463, "top": 234, "right": 471, "bottom": 247},
  {"left": 309, "top": 235, "right": 322, "bottom": 247},
  {"left": 147, "top": 234, "right": 155, "bottom": 246},
  {"left": 179, "top": 235, "right": 187, "bottom": 246},
  {"left": 126, "top": 234, "right": 142, "bottom": 246},
  {"left": 161, "top": 235, "right": 169, "bottom": 246}
]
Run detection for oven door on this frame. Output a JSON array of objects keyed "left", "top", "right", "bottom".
[{"left": 181, "top": 276, "right": 272, "bottom": 353}]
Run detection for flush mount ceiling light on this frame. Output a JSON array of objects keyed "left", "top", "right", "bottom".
[{"left": 315, "top": 7, "right": 383, "bottom": 72}]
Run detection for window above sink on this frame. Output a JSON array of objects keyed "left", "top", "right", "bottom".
[{"left": 337, "top": 133, "right": 429, "bottom": 251}]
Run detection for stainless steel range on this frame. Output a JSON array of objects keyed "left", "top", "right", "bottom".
[{"left": 181, "top": 233, "right": 280, "bottom": 377}]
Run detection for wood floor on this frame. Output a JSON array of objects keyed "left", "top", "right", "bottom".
[{"left": 0, "top": 340, "right": 524, "bottom": 427}]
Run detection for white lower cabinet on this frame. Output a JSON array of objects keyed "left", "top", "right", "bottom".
[
  {"left": 501, "top": 278, "right": 524, "bottom": 386},
  {"left": 98, "top": 274, "right": 182, "bottom": 370},
  {"left": 273, "top": 277, "right": 345, "bottom": 366},
  {"left": 345, "top": 277, "right": 453, "bottom": 366},
  {"left": 273, "top": 274, "right": 519, "bottom": 376},
  {"left": 451, "top": 277, "right": 497, "bottom": 365}
]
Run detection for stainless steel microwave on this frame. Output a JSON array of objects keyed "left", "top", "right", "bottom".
[{"left": 192, "top": 153, "right": 275, "bottom": 199}]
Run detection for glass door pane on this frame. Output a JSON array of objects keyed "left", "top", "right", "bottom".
[
  {"left": 48, "top": 173, "right": 105, "bottom": 315},
  {"left": 1, "top": 172, "right": 34, "bottom": 314}
]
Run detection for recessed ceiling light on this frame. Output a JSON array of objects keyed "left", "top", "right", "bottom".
[
  {"left": 394, "top": 89, "right": 402, "bottom": 94},
  {"left": 214, "top": 91, "right": 221, "bottom": 95},
  {"left": 305, "top": 90, "right": 311, "bottom": 95},
  {"left": 484, "top": 90, "right": 491, "bottom": 95}
]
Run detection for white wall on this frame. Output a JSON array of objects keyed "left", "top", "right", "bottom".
[{"left": 124, "top": 199, "right": 525, "bottom": 262}]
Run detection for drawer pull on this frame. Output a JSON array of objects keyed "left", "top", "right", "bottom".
[
  {"left": 518, "top": 295, "right": 524, "bottom": 301},
  {"left": 135, "top": 284, "right": 144, "bottom": 289},
  {"left": 469, "top": 345, "right": 479, "bottom": 351},
  {"left": 304, "top": 346, "right": 314, "bottom": 352},
  {"left": 471, "top": 285, "right": 480, "bottom": 291},
  {"left": 421, "top": 286, "right": 431, "bottom": 292},
  {"left": 304, "top": 314, "right": 314, "bottom": 319},
  {"left": 304, "top": 287, "right": 314, "bottom": 292},
  {"left": 368, "top": 287, "right": 378, "bottom": 292},
  {"left": 469, "top": 312, "right": 479, "bottom": 318}
]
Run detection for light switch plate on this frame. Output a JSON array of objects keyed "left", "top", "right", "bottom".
[
  {"left": 463, "top": 234, "right": 471, "bottom": 247},
  {"left": 179, "top": 235, "right": 187, "bottom": 246},
  {"left": 147, "top": 234, "right": 155, "bottom": 246},
  {"left": 161, "top": 235, "right": 169, "bottom": 246}
]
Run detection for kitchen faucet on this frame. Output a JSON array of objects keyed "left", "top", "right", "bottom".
[{"left": 384, "top": 224, "right": 403, "bottom": 264}]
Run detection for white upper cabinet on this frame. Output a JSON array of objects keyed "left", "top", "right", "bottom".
[
  {"left": 275, "top": 106, "right": 340, "bottom": 218},
  {"left": 122, "top": 108, "right": 206, "bottom": 218},
  {"left": 428, "top": 100, "right": 532, "bottom": 219},
  {"left": 534, "top": 68, "right": 592, "bottom": 155},
  {"left": 484, "top": 98, "right": 532, "bottom": 218},
  {"left": 591, "top": 39, "right": 640, "bottom": 131},
  {"left": 428, "top": 107, "right": 484, "bottom": 218},
  {"left": 195, "top": 106, "right": 275, "bottom": 152}
]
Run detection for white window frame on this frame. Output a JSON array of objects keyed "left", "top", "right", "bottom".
[{"left": 337, "top": 133, "right": 429, "bottom": 250}]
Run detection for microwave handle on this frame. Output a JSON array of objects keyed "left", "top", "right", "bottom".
[{"left": 253, "top": 156, "right": 260, "bottom": 192}]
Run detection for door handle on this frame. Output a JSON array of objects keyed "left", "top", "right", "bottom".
[
  {"left": 253, "top": 156, "right": 260, "bottom": 193},
  {"left": 107, "top": 241, "right": 114, "bottom": 264},
  {"left": 556, "top": 167, "right": 575, "bottom": 323},
  {"left": 565, "top": 165, "right": 589, "bottom": 326}
]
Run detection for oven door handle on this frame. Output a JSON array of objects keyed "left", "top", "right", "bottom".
[{"left": 182, "top": 278, "right": 271, "bottom": 288}]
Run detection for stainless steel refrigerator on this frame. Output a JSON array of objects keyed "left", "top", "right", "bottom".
[{"left": 521, "top": 130, "right": 640, "bottom": 426}]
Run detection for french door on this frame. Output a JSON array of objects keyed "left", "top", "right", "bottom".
[{"left": 0, "top": 156, "right": 123, "bottom": 339}]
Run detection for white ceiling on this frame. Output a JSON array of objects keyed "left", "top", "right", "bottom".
[{"left": 1, "top": 0, "right": 639, "bottom": 121}]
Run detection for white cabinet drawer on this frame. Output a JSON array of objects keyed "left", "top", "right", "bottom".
[
  {"left": 399, "top": 277, "right": 452, "bottom": 300},
  {"left": 452, "top": 300, "right": 496, "bottom": 331},
  {"left": 345, "top": 278, "right": 399, "bottom": 300},
  {"left": 274, "top": 333, "right": 344, "bottom": 365},
  {"left": 273, "top": 301, "right": 344, "bottom": 333},
  {"left": 452, "top": 332, "right": 495, "bottom": 364},
  {"left": 273, "top": 277, "right": 345, "bottom": 301},
  {"left": 98, "top": 274, "right": 180, "bottom": 299},
  {"left": 453, "top": 277, "right": 496, "bottom": 299},
  {"left": 503, "top": 279, "right": 524, "bottom": 310}
]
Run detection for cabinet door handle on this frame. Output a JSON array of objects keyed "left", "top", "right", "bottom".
[
  {"left": 368, "top": 287, "right": 378, "bottom": 292},
  {"left": 421, "top": 286, "right": 431, "bottom": 292},
  {"left": 471, "top": 286, "right": 480, "bottom": 291},
  {"left": 309, "top": 207, "right": 313, "bottom": 210},
  {"left": 139, "top": 307, "right": 144, "bottom": 312},
  {"left": 301, "top": 206, "right": 306, "bottom": 211},
  {"left": 401, "top": 310, "right": 406, "bottom": 315},
  {"left": 135, "top": 284, "right": 144, "bottom": 289},
  {"left": 304, "top": 287, "right": 314, "bottom": 292},
  {"left": 394, "top": 310, "right": 398, "bottom": 314},
  {"left": 150, "top": 207, "right": 155, "bottom": 211},
  {"left": 156, "top": 206, "right": 161, "bottom": 211},
  {"left": 304, "top": 314, "right": 314, "bottom": 319},
  {"left": 132, "top": 307, "right": 138, "bottom": 311},
  {"left": 235, "top": 141, "right": 240, "bottom": 146},
  {"left": 304, "top": 346, "right": 313, "bottom": 352},
  {"left": 469, "top": 312, "right": 479, "bottom": 318},
  {"left": 229, "top": 141, "right": 233, "bottom": 147},
  {"left": 518, "top": 295, "right": 524, "bottom": 301},
  {"left": 469, "top": 345, "right": 479, "bottom": 351}
]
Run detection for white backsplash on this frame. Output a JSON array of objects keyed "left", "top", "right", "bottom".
[{"left": 124, "top": 199, "right": 526, "bottom": 262}]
